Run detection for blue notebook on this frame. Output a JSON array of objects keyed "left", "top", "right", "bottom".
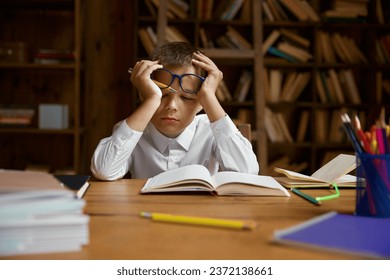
[{"left": 274, "top": 211, "right": 390, "bottom": 259}]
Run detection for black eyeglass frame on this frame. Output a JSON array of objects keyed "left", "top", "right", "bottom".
[{"left": 151, "top": 68, "right": 205, "bottom": 94}]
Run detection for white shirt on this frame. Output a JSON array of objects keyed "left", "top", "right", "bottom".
[{"left": 91, "top": 114, "right": 259, "bottom": 180}]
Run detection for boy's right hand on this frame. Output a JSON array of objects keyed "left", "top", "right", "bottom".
[{"left": 130, "top": 60, "right": 163, "bottom": 103}]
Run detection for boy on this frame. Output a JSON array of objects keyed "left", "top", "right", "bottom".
[{"left": 91, "top": 42, "right": 259, "bottom": 180}]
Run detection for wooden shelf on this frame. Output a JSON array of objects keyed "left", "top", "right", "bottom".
[
  {"left": 0, "top": 0, "right": 83, "bottom": 173},
  {"left": 132, "top": 0, "right": 390, "bottom": 175}
]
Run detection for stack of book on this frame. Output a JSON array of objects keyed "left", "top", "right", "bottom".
[
  {"left": 34, "top": 49, "right": 75, "bottom": 64},
  {"left": 0, "top": 107, "right": 35, "bottom": 126},
  {"left": 322, "top": 0, "right": 369, "bottom": 21},
  {"left": 0, "top": 169, "right": 89, "bottom": 257}
]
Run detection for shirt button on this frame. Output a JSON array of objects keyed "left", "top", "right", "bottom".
[{"left": 120, "top": 135, "right": 127, "bottom": 140}]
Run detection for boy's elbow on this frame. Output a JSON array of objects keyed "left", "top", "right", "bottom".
[{"left": 90, "top": 165, "right": 123, "bottom": 181}]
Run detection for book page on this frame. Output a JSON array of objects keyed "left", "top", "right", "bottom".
[
  {"left": 311, "top": 154, "right": 356, "bottom": 183},
  {"left": 211, "top": 172, "right": 290, "bottom": 196},
  {"left": 273, "top": 168, "right": 325, "bottom": 183},
  {"left": 141, "top": 165, "right": 214, "bottom": 192}
]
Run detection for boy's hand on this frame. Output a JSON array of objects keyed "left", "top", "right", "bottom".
[
  {"left": 191, "top": 52, "right": 223, "bottom": 102},
  {"left": 130, "top": 60, "right": 163, "bottom": 103}
]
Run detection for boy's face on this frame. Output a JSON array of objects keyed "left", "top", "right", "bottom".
[{"left": 150, "top": 65, "right": 203, "bottom": 138}]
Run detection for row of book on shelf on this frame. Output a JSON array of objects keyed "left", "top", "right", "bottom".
[
  {"left": 0, "top": 104, "right": 69, "bottom": 129},
  {"left": 262, "top": 0, "right": 373, "bottom": 23},
  {"left": 263, "top": 68, "right": 361, "bottom": 104},
  {"left": 145, "top": 0, "right": 380, "bottom": 23},
  {"left": 262, "top": 28, "right": 367, "bottom": 64},
  {"left": 264, "top": 107, "right": 369, "bottom": 144},
  {"left": 143, "top": 0, "right": 251, "bottom": 21},
  {"left": 139, "top": 21, "right": 376, "bottom": 68}
]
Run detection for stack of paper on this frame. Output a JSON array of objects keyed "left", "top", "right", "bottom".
[{"left": 0, "top": 169, "right": 89, "bottom": 257}]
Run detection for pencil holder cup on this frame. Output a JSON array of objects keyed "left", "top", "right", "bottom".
[{"left": 355, "top": 153, "right": 390, "bottom": 218}]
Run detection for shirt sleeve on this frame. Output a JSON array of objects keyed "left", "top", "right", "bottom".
[
  {"left": 211, "top": 115, "right": 259, "bottom": 174},
  {"left": 90, "top": 120, "right": 143, "bottom": 180}
]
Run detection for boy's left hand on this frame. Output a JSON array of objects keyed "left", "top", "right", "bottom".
[{"left": 192, "top": 52, "right": 223, "bottom": 101}]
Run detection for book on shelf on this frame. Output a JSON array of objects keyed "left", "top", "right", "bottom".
[
  {"left": 273, "top": 211, "right": 390, "bottom": 259},
  {"left": 317, "top": 31, "right": 337, "bottom": 63},
  {"left": 269, "top": 69, "right": 283, "bottom": 102},
  {"left": 338, "top": 70, "right": 361, "bottom": 104},
  {"left": 216, "top": 79, "right": 233, "bottom": 102},
  {"left": 219, "top": 0, "right": 246, "bottom": 20},
  {"left": 315, "top": 72, "right": 330, "bottom": 103},
  {"left": 274, "top": 153, "right": 357, "bottom": 188},
  {"left": 276, "top": 42, "right": 313, "bottom": 62},
  {"left": 296, "top": 110, "right": 310, "bottom": 142},
  {"left": 376, "top": 0, "right": 385, "bottom": 24},
  {"left": 0, "top": 107, "right": 34, "bottom": 125},
  {"left": 146, "top": 26, "right": 158, "bottom": 46},
  {"left": 199, "top": 27, "right": 210, "bottom": 48},
  {"left": 328, "top": 69, "right": 346, "bottom": 103},
  {"left": 234, "top": 70, "right": 253, "bottom": 102},
  {"left": 274, "top": 112, "right": 294, "bottom": 143},
  {"left": 278, "top": 0, "right": 310, "bottom": 21},
  {"left": 34, "top": 49, "right": 75, "bottom": 64},
  {"left": 267, "top": 46, "right": 297, "bottom": 62},
  {"left": 297, "top": 0, "right": 320, "bottom": 22},
  {"left": 165, "top": 26, "right": 189, "bottom": 43},
  {"left": 150, "top": 0, "right": 189, "bottom": 20},
  {"left": 262, "top": 30, "right": 281, "bottom": 55},
  {"left": 141, "top": 164, "right": 290, "bottom": 197},
  {"left": 264, "top": 107, "right": 287, "bottom": 143},
  {"left": 0, "top": 169, "right": 89, "bottom": 256},
  {"left": 264, "top": 0, "right": 284, "bottom": 21},
  {"left": 314, "top": 110, "right": 329, "bottom": 143},
  {"left": 279, "top": 28, "right": 310, "bottom": 49},
  {"left": 322, "top": 0, "right": 368, "bottom": 19},
  {"left": 138, "top": 27, "right": 156, "bottom": 55},
  {"left": 226, "top": 26, "right": 252, "bottom": 50},
  {"left": 262, "top": 1, "right": 276, "bottom": 22},
  {"left": 280, "top": 72, "right": 310, "bottom": 102},
  {"left": 197, "top": 0, "right": 210, "bottom": 19}
]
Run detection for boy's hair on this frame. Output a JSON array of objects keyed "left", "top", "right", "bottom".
[{"left": 150, "top": 42, "right": 200, "bottom": 69}]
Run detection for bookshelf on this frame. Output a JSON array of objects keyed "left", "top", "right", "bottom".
[
  {"left": 0, "top": 0, "right": 84, "bottom": 174},
  {"left": 132, "top": 0, "right": 390, "bottom": 175}
]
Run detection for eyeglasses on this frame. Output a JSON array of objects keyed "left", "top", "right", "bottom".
[
  {"left": 150, "top": 68, "right": 205, "bottom": 94},
  {"left": 291, "top": 183, "right": 340, "bottom": 206}
]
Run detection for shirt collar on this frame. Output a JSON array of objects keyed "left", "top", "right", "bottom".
[{"left": 146, "top": 120, "right": 196, "bottom": 153}]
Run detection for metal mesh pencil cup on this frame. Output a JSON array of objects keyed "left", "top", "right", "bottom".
[{"left": 356, "top": 153, "right": 390, "bottom": 217}]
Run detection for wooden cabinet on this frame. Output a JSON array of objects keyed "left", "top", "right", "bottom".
[
  {"left": 131, "top": 0, "right": 390, "bottom": 174},
  {"left": 0, "top": 0, "right": 83, "bottom": 173}
]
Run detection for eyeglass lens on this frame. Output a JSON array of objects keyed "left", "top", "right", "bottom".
[{"left": 151, "top": 69, "right": 203, "bottom": 94}]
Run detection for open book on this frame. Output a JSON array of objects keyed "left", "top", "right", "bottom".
[
  {"left": 274, "top": 154, "right": 357, "bottom": 188},
  {"left": 141, "top": 165, "right": 290, "bottom": 197}
]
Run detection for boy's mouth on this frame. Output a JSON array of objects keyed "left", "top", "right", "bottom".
[{"left": 161, "top": 117, "right": 179, "bottom": 122}]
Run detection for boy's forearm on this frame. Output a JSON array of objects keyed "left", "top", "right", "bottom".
[
  {"left": 198, "top": 94, "right": 226, "bottom": 122},
  {"left": 125, "top": 98, "right": 160, "bottom": 131}
]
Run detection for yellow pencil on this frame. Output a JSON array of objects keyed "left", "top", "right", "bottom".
[
  {"left": 140, "top": 212, "right": 257, "bottom": 230},
  {"left": 128, "top": 68, "right": 177, "bottom": 92}
]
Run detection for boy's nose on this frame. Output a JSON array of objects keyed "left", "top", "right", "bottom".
[{"left": 164, "top": 93, "right": 179, "bottom": 111}]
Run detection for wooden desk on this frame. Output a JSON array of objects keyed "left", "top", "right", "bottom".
[{"left": 6, "top": 180, "right": 362, "bottom": 260}]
